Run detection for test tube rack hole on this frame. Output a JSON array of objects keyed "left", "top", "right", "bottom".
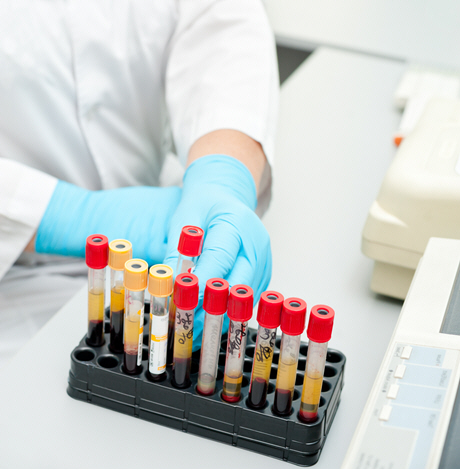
[{"left": 68, "top": 306, "right": 346, "bottom": 467}]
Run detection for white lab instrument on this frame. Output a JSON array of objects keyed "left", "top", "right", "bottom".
[
  {"left": 362, "top": 98, "right": 460, "bottom": 299},
  {"left": 394, "top": 65, "right": 460, "bottom": 110},
  {"left": 393, "top": 66, "right": 460, "bottom": 146},
  {"left": 343, "top": 237, "right": 460, "bottom": 469}
]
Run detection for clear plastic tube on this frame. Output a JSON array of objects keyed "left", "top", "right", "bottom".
[
  {"left": 172, "top": 306, "right": 195, "bottom": 388},
  {"left": 248, "top": 326, "right": 277, "bottom": 408},
  {"left": 167, "top": 254, "right": 198, "bottom": 365},
  {"left": 87, "top": 267, "right": 106, "bottom": 347},
  {"left": 176, "top": 254, "right": 198, "bottom": 276},
  {"left": 299, "top": 340, "right": 328, "bottom": 422},
  {"left": 197, "top": 312, "right": 224, "bottom": 395},
  {"left": 273, "top": 333, "right": 301, "bottom": 415},
  {"left": 123, "top": 289, "right": 144, "bottom": 375},
  {"left": 148, "top": 295, "right": 169, "bottom": 379},
  {"left": 222, "top": 320, "right": 249, "bottom": 402},
  {"left": 109, "top": 268, "right": 124, "bottom": 353}
]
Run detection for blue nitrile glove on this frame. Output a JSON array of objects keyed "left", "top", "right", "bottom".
[
  {"left": 36, "top": 181, "right": 181, "bottom": 265},
  {"left": 163, "top": 155, "right": 272, "bottom": 351}
]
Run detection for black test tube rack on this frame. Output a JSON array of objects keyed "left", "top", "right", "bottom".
[{"left": 67, "top": 304, "right": 346, "bottom": 467}]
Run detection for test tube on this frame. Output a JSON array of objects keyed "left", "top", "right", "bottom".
[
  {"left": 85, "top": 234, "right": 109, "bottom": 347},
  {"left": 299, "top": 305, "right": 335, "bottom": 423},
  {"left": 197, "top": 278, "right": 229, "bottom": 396},
  {"left": 247, "top": 291, "right": 284, "bottom": 409},
  {"left": 108, "top": 239, "right": 132, "bottom": 353},
  {"left": 172, "top": 272, "right": 199, "bottom": 388},
  {"left": 147, "top": 264, "right": 173, "bottom": 381},
  {"left": 167, "top": 225, "right": 204, "bottom": 365},
  {"left": 123, "top": 259, "right": 148, "bottom": 375},
  {"left": 222, "top": 285, "right": 254, "bottom": 403},
  {"left": 273, "top": 298, "right": 307, "bottom": 416}
]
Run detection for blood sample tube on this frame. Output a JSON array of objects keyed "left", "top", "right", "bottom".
[
  {"left": 123, "top": 259, "right": 148, "bottom": 375},
  {"left": 247, "top": 291, "right": 284, "bottom": 409},
  {"left": 299, "top": 305, "right": 335, "bottom": 423},
  {"left": 172, "top": 272, "right": 199, "bottom": 388},
  {"left": 197, "top": 278, "right": 229, "bottom": 396},
  {"left": 108, "top": 239, "right": 132, "bottom": 353},
  {"left": 85, "top": 234, "right": 109, "bottom": 347},
  {"left": 147, "top": 264, "right": 173, "bottom": 381},
  {"left": 222, "top": 285, "right": 254, "bottom": 403},
  {"left": 167, "top": 225, "right": 204, "bottom": 365},
  {"left": 273, "top": 298, "right": 307, "bottom": 416}
]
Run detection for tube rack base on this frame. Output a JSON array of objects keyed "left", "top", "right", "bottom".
[{"left": 67, "top": 309, "right": 346, "bottom": 467}]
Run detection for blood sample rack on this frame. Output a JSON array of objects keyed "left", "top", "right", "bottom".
[{"left": 67, "top": 306, "right": 346, "bottom": 467}]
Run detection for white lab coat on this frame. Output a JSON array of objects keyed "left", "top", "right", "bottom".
[{"left": 0, "top": 0, "right": 278, "bottom": 367}]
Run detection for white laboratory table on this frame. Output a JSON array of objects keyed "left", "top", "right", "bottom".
[
  {"left": 266, "top": 0, "right": 460, "bottom": 69},
  {"left": 0, "top": 48, "right": 405, "bottom": 468}
]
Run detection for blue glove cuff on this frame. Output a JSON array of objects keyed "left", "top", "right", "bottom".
[
  {"left": 36, "top": 180, "right": 90, "bottom": 256},
  {"left": 184, "top": 155, "right": 257, "bottom": 211}
]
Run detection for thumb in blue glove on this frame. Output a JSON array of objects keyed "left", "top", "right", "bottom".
[
  {"left": 163, "top": 155, "right": 272, "bottom": 352},
  {"left": 36, "top": 180, "right": 181, "bottom": 265}
]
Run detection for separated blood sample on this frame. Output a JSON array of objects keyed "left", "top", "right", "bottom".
[
  {"left": 273, "top": 298, "right": 307, "bottom": 416},
  {"left": 123, "top": 259, "right": 148, "bottom": 375},
  {"left": 167, "top": 225, "right": 204, "bottom": 365},
  {"left": 197, "top": 278, "right": 229, "bottom": 396},
  {"left": 108, "top": 239, "right": 132, "bottom": 353},
  {"left": 248, "top": 291, "right": 284, "bottom": 409},
  {"left": 222, "top": 285, "right": 254, "bottom": 403},
  {"left": 85, "top": 234, "right": 109, "bottom": 347},
  {"left": 172, "top": 272, "right": 199, "bottom": 388},
  {"left": 147, "top": 264, "right": 173, "bottom": 381},
  {"left": 299, "top": 305, "right": 335, "bottom": 423}
]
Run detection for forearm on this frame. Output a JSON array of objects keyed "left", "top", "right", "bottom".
[
  {"left": 25, "top": 234, "right": 36, "bottom": 252},
  {"left": 187, "top": 129, "right": 267, "bottom": 194}
]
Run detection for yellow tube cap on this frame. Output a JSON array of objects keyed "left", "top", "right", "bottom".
[
  {"left": 148, "top": 264, "right": 173, "bottom": 297},
  {"left": 124, "top": 259, "right": 148, "bottom": 291},
  {"left": 108, "top": 239, "right": 133, "bottom": 271}
]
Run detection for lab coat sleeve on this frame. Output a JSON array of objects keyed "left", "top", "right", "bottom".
[
  {"left": 165, "top": 0, "right": 279, "bottom": 169},
  {"left": 0, "top": 158, "right": 57, "bottom": 281}
]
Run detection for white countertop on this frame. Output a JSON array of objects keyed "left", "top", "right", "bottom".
[
  {"left": 266, "top": 0, "right": 460, "bottom": 69},
  {"left": 0, "top": 48, "right": 405, "bottom": 468}
]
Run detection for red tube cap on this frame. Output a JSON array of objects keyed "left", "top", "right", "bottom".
[
  {"left": 85, "top": 234, "right": 109, "bottom": 269},
  {"left": 257, "top": 291, "right": 284, "bottom": 329},
  {"left": 280, "top": 298, "right": 307, "bottom": 336},
  {"left": 203, "top": 278, "right": 229, "bottom": 315},
  {"left": 174, "top": 273, "right": 199, "bottom": 310},
  {"left": 177, "top": 226, "right": 204, "bottom": 257},
  {"left": 227, "top": 285, "right": 253, "bottom": 322},
  {"left": 307, "top": 305, "right": 335, "bottom": 343}
]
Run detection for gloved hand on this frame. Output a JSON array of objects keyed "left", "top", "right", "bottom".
[
  {"left": 163, "top": 155, "right": 272, "bottom": 351},
  {"left": 36, "top": 180, "right": 182, "bottom": 265}
]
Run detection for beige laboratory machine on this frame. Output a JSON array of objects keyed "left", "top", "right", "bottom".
[{"left": 362, "top": 98, "right": 460, "bottom": 299}]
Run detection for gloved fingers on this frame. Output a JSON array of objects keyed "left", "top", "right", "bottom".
[
  {"left": 252, "top": 245, "right": 272, "bottom": 300},
  {"left": 248, "top": 237, "right": 272, "bottom": 301},
  {"left": 140, "top": 187, "right": 182, "bottom": 264},
  {"left": 139, "top": 241, "right": 168, "bottom": 267},
  {"left": 225, "top": 254, "right": 255, "bottom": 290},
  {"left": 224, "top": 239, "right": 272, "bottom": 304},
  {"left": 193, "top": 217, "right": 241, "bottom": 292}
]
